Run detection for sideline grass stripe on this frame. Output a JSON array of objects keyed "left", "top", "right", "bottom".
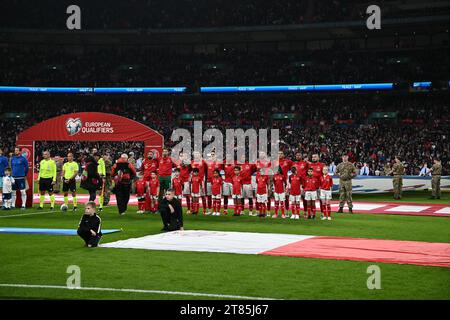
[
  {"left": 0, "top": 211, "right": 54, "bottom": 218},
  {"left": 0, "top": 283, "right": 279, "bottom": 300}
]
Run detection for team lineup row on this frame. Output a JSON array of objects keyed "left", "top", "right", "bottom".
[
  {"left": 2, "top": 147, "right": 443, "bottom": 218},
  {"left": 135, "top": 149, "right": 354, "bottom": 220}
]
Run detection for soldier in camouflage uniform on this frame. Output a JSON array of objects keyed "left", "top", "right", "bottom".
[
  {"left": 383, "top": 162, "right": 391, "bottom": 176},
  {"left": 391, "top": 156, "right": 405, "bottom": 200},
  {"left": 430, "top": 158, "right": 442, "bottom": 199},
  {"left": 336, "top": 155, "right": 357, "bottom": 213},
  {"left": 103, "top": 153, "right": 113, "bottom": 205}
]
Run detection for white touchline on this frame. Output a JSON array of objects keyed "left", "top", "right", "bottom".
[
  {"left": 0, "top": 283, "right": 279, "bottom": 300},
  {"left": 0, "top": 211, "right": 54, "bottom": 218}
]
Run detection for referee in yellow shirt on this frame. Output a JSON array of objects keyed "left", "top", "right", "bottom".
[
  {"left": 95, "top": 152, "right": 106, "bottom": 211},
  {"left": 62, "top": 152, "right": 79, "bottom": 211},
  {"left": 38, "top": 151, "right": 57, "bottom": 210}
]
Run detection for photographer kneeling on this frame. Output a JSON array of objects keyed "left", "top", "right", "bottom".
[
  {"left": 158, "top": 189, "right": 184, "bottom": 232},
  {"left": 77, "top": 201, "right": 102, "bottom": 247}
]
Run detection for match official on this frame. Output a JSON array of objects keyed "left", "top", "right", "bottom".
[
  {"left": 61, "top": 152, "right": 79, "bottom": 211},
  {"left": 38, "top": 151, "right": 57, "bottom": 210}
]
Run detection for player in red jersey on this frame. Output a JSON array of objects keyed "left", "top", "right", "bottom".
[
  {"left": 292, "top": 152, "right": 309, "bottom": 178},
  {"left": 141, "top": 150, "right": 159, "bottom": 182},
  {"left": 256, "top": 151, "right": 273, "bottom": 212},
  {"left": 206, "top": 151, "right": 223, "bottom": 215},
  {"left": 273, "top": 151, "right": 293, "bottom": 211},
  {"left": 157, "top": 148, "right": 175, "bottom": 198},
  {"left": 292, "top": 152, "right": 310, "bottom": 213},
  {"left": 319, "top": 167, "right": 333, "bottom": 220},
  {"left": 255, "top": 167, "right": 269, "bottom": 218},
  {"left": 288, "top": 166, "right": 302, "bottom": 219},
  {"left": 135, "top": 175, "right": 148, "bottom": 214},
  {"left": 148, "top": 171, "right": 160, "bottom": 213},
  {"left": 222, "top": 161, "right": 235, "bottom": 215},
  {"left": 176, "top": 152, "right": 192, "bottom": 213},
  {"left": 190, "top": 168, "right": 203, "bottom": 215},
  {"left": 191, "top": 151, "right": 207, "bottom": 215},
  {"left": 237, "top": 155, "right": 257, "bottom": 216},
  {"left": 309, "top": 154, "right": 325, "bottom": 214},
  {"left": 303, "top": 167, "right": 318, "bottom": 219},
  {"left": 272, "top": 166, "right": 287, "bottom": 219},
  {"left": 211, "top": 169, "right": 223, "bottom": 216},
  {"left": 232, "top": 166, "right": 244, "bottom": 216},
  {"left": 171, "top": 168, "right": 183, "bottom": 200}
]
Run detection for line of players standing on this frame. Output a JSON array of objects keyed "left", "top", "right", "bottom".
[{"left": 138, "top": 149, "right": 348, "bottom": 221}]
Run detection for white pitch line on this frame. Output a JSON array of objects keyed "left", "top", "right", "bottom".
[
  {"left": 0, "top": 283, "right": 278, "bottom": 300},
  {"left": 0, "top": 211, "right": 54, "bottom": 218}
]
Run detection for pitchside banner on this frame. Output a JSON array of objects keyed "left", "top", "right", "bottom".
[{"left": 330, "top": 175, "right": 450, "bottom": 193}]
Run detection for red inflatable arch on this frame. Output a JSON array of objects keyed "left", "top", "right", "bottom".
[{"left": 16, "top": 112, "right": 164, "bottom": 207}]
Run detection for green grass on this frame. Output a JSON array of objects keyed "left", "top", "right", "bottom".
[{"left": 0, "top": 195, "right": 449, "bottom": 300}]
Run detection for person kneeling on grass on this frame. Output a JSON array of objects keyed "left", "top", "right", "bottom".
[
  {"left": 158, "top": 189, "right": 184, "bottom": 232},
  {"left": 77, "top": 201, "right": 102, "bottom": 247}
]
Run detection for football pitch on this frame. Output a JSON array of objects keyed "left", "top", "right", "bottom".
[{"left": 0, "top": 191, "right": 449, "bottom": 300}]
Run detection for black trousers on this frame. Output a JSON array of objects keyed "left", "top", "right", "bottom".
[
  {"left": 88, "top": 190, "right": 96, "bottom": 201},
  {"left": 160, "top": 213, "right": 182, "bottom": 231},
  {"left": 115, "top": 184, "right": 131, "bottom": 214},
  {"left": 77, "top": 229, "right": 101, "bottom": 247},
  {"left": 160, "top": 210, "right": 171, "bottom": 229}
]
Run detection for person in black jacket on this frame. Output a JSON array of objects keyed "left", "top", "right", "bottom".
[
  {"left": 111, "top": 154, "right": 136, "bottom": 215},
  {"left": 77, "top": 201, "right": 102, "bottom": 247},
  {"left": 80, "top": 153, "right": 102, "bottom": 202},
  {"left": 158, "top": 189, "right": 184, "bottom": 232}
]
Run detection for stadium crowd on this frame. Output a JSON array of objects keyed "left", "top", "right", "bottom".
[
  {"left": 1, "top": 46, "right": 448, "bottom": 87},
  {"left": 3, "top": 0, "right": 435, "bottom": 30},
  {"left": 0, "top": 95, "right": 448, "bottom": 175}
]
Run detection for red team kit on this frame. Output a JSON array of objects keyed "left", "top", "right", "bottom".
[{"left": 136, "top": 153, "right": 334, "bottom": 219}]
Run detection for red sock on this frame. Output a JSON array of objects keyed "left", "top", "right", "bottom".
[
  {"left": 186, "top": 196, "right": 191, "bottom": 211},
  {"left": 291, "top": 204, "right": 296, "bottom": 215},
  {"left": 280, "top": 201, "right": 285, "bottom": 216},
  {"left": 311, "top": 202, "right": 316, "bottom": 216},
  {"left": 201, "top": 196, "right": 207, "bottom": 211},
  {"left": 274, "top": 201, "right": 279, "bottom": 215},
  {"left": 255, "top": 202, "right": 260, "bottom": 212},
  {"left": 217, "top": 199, "right": 221, "bottom": 212},
  {"left": 207, "top": 195, "right": 212, "bottom": 210},
  {"left": 261, "top": 203, "right": 266, "bottom": 215},
  {"left": 303, "top": 199, "right": 308, "bottom": 212},
  {"left": 296, "top": 204, "right": 301, "bottom": 215},
  {"left": 195, "top": 200, "right": 199, "bottom": 213},
  {"left": 327, "top": 204, "right": 331, "bottom": 217},
  {"left": 145, "top": 195, "right": 150, "bottom": 211}
]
